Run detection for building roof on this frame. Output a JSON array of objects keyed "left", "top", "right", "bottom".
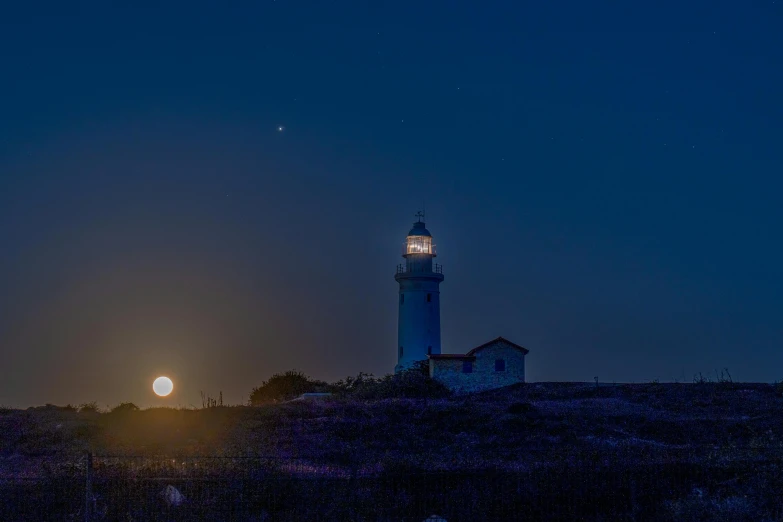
[
  {"left": 407, "top": 220, "right": 432, "bottom": 237},
  {"left": 466, "top": 336, "right": 530, "bottom": 356},
  {"left": 430, "top": 337, "right": 530, "bottom": 362},
  {"left": 427, "top": 354, "right": 476, "bottom": 360}
]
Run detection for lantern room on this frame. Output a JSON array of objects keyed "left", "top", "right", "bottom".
[{"left": 404, "top": 220, "right": 436, "bottom": 257}]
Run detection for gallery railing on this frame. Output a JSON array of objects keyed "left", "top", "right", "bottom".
[{"left": 396, "top": 263, "right": 443, "bottom": 275}]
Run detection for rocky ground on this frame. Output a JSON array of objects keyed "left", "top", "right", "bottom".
[
  {"left": 3, "top": 381, "right": 783, "bottom": 469},
  {"left": 3, "top": 382, "right": 783, "bottom": 520}
]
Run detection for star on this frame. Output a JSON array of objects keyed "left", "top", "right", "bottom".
[{"left": 277, "top": 126, "right": 285, "bottom": 132}]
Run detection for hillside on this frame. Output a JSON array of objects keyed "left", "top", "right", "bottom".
[
  {"left": 3, "top": 382, "right": 783, "bottom": 520},
  {"left": 3, "top": 382, "right": 783, "bottom": 465}
]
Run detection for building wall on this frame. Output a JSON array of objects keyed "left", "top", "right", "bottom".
[
  {"left": 429, "top": 340, "right": 526, "bottom": 393},
  {"left": 396, "top": 276, "right": 442, "bottom": 372}
]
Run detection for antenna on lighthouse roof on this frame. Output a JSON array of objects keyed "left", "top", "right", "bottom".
[{"left": 415, "top": 210, "right": 425, "bottom": 223}]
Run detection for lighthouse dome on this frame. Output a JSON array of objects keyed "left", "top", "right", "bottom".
[{"left": 408, "top": 221, "right": 432, "bottom": 237}]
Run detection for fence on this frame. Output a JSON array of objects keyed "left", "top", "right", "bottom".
[{"left": 2, "top": 449, "right": 783, "bottom": 521}]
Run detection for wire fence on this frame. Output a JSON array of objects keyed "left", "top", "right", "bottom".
[{"left": 2, "top": 449, "right": 783, "bottom": 521}]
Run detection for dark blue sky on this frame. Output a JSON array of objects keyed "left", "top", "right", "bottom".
[{"left": 1, "top": 1, "right": 781, "bottom": 407}]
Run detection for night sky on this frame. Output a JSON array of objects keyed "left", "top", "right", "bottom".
[{"left": 2, "top": 2, "right": 782, "bottom": 407}]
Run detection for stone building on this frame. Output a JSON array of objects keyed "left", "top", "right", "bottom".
[{"left": 428, "top": 337, "right": 528, "bottom": 394}]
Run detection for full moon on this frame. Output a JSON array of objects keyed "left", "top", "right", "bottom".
[{"left": 152, "top": 376, "right": 174, "bottom": 397}]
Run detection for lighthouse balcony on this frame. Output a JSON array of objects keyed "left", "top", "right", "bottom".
[{"left": 396, "top": 263, "right": 443, "bottom": 275}]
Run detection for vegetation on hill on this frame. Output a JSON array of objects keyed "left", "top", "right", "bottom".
[
  {"left": 5, "top": 381, "right": 783, "bottom": 519},
  {"left": 4, "top": 381, "right": 783, "bottom": 461},
  {"left": 248, "top": 370, "right": 330, "bottom": 405},
  {"left": 248, "top": 362, "right": 450, "bottom": 404},
  {"left": 331, "top": 361, "right": 451, "bottom": 400},
  {"left": 109, "top": 402, "right": 140, "bottom": 414}
]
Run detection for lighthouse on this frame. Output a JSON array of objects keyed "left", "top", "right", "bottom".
[{"left": 395, "top": 212, "right": 444, "bottom": 373}]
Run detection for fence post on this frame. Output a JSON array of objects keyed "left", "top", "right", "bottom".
[{"left": 85, "top": 452, "right": 93, "bottom": 522}]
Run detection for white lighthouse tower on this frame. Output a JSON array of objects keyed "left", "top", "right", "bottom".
[{"left": 395, "top": 212, "right": 444, "bottom": 373}]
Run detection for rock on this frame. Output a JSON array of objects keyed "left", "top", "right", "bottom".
[
  {"left": 162, "top": 485, "right": 186, "bottom": 507},
  {"left": 289, "top": 393, "right": 333, "bottom": 402}
]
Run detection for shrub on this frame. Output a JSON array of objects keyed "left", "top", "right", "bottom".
[
  {"left": 110, "top": 402, "right": 140, "bottom": 414},
  {"left": 78, "top": 402, "right": 101, "bottom": 413},
  {"left": 249, "top": 370, "right": 329, "bottom": 405},
  {"left": 332, "top": 372, "right": 377, "bottom": 394},
  {"left": 334, "top": 362, "right": 451, "bottom": 400}
]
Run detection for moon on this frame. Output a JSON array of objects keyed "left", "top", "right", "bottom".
[{"left": 153, "top": 376, "right": 174, "bottom": 397}]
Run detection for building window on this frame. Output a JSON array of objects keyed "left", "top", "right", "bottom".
[
  {"left": 495, "top": 359, "right": 506, "bottom": 372},
  {"left": 399, "top": 346, "right": 403, "bottom": 358},
  {"left": 462, "top": 361, "right": 473, "bottom": 374},
  {"left": 400, "top": 294, "right": 404, "bottom": 305},
  {"left": 427, "top": 346, "right": 432, "bottom": 355},
  {"left": 427, "top": 293, "right": 432, "bottom": 302}
]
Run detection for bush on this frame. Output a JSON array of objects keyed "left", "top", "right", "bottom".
[
  {"left": 331, "top": 372, "right": 377, "bottom": 394},
  {"left": 249, "top": 370, "right": 329, "bottom": 405},
  {"left": 333, "top": 362, "right": 451, "bottom": 400},
  {"left": 110, "top": 402, "right": 140, "bottom": 414},
  {"left": 78, "top": 402, "right": 101, "bottom": 413}
]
